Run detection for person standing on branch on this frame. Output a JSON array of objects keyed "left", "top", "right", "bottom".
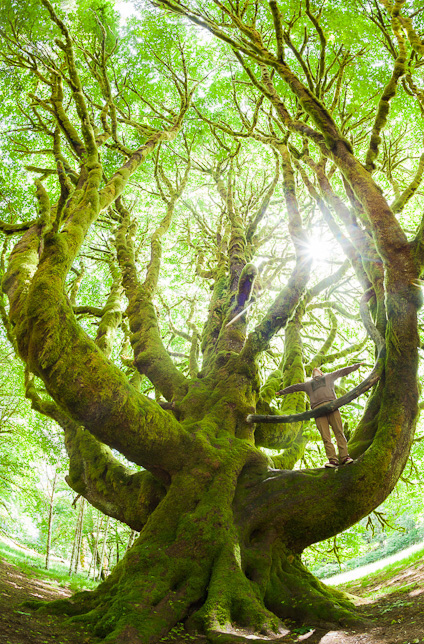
[{"left": 276, "top": 364, "right": 363, "bottom": 468}]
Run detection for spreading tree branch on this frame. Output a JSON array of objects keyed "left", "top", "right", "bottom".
[{"left": 241, "top": 144, "right": 312, "bottom": 359}]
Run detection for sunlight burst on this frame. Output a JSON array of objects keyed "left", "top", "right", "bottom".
[{"left": 306, "top": 232, "right": 339, "bottom": 264}]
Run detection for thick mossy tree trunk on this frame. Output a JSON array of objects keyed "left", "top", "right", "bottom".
[
  {"left": 8, "top": 166, "right": 421, "bottom": 644},
  {"left": 21, "top": 306, "right": 420, "bottom": 644},
  {"left": 1, "top": 1, "right": 424, "bottom": 643}
]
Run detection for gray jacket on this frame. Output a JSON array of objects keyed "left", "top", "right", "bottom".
[{"left": 277, "top": 364, "right": 361, "bottom": 408}]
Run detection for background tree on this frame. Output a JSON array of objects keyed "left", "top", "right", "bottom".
[{"left": 1, "top": 0, "right": 424, "bottom": 642}]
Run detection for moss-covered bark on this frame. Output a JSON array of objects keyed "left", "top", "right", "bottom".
[
  {"left": 21, "top": 252, "right": 420, "bottom": 641},
  {"left": 2, "top": 2, "right": 424, "bottom": 642},
  {"left": 9, "top": 185, "right": 420, "bottom": 643}
]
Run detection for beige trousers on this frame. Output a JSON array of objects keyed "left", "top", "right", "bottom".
[{"left": 315, "top": 409, "right": 349, "bottom": 461}]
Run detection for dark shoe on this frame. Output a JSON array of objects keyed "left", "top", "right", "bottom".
[
  {"left": 341, "top": 456, "right": 354, "bottom": 465},
  {"left": 325, "top": 459, "right": 339, "bottom": 468}
]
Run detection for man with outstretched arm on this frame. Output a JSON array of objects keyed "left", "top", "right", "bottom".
[{"left": 276, "top": 363, "right": 363, "bottom": 468}]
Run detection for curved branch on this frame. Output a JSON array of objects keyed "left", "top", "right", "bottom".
[
  {"left": 311, "top": 338, "right": 367, "bottom": 371},
  {"left": 21, "top": 240, "right": 172, "bottom": 516},
  {"left": 255, "top": 313, "right": 307, "bottom": 450},
  {"left": 4, "top": 225, "right": 189, "bottom": 476},
  {"left": 256, "top": 63, "right": 326, "bottom": 147},
  {"left": 307, "top": 299, "right": 359, "bottom": 320},
  {"left": 94, "top": 263, "right": 123, "bottom": 358},
  {"left": 391, "top": 152, "right": 424, "bottom": 213},
  {"left": 306, "top": 308, "right": 337, "bottom": 373},
  {"left": 159, "top": 0, "right": 412, "bottom": 272},
  {"left": 269, "top": 0, "right": 284, "bottom": 61},
  {"left": 241, "top": 144, "right": 312, "bottom": 359},
  {"left": 25, "top": 374, "right": 165, "bottom": 530},
  {"left": 0, "top": 220, "right": 36, "bottom": 235},
  {"left": 246, "top": 151, "right": 280, "bottom": 244},
  {"left": 41, "top": 0, "right": 98, "bottom": 160},
  {"left": 98, "top": 89, "right": 194, "bottom": 212},
  {"left": 1, "top": 220, "right": 43, "bottom": 336},
  {"left": 307, "top": 261, "right": 350, "bottom": 300},
  {"left": 360, "top": 289, "right": 385, "bottom": 351},
  {"left": 364, "top": 9, "right": 406, "bottom": 172},
  {"left": 157, "top": 0, "right": 272, "bottom": 65},
  {"left": 305, "top": 0, "right": 327, "bottom": 95},
  {"left": 73, "top": 304, "right": 104, "bottom": 317},
  {"left": 64, "top": 424, "right": 166, "bottom": 531},
  {"left": 115, "top": 203, "right": 189, "bottom": 400},
  {"left": 395, "top": 4, "right": 424, "bottom": 56},
  {"left": 239, "top": 276, "right": 419, "bottom": 550}
]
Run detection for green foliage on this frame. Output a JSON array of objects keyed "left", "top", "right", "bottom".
[
  {"left": 340, "top": 543, "right": 424, "bottom": 592},
  {"left": 306, "top": 441, "right": 424, "bottom": 579},
  {"left": 73, "top": 0, "right": 119, "bottom": 43},
  {"left": 0, "top": 536, "right": 97, "bottom": 592},
  {"left": 1, "top": 0, "right": 424, "bottom": 639}
]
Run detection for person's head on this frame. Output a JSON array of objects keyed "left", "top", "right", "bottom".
[{"left": 312, "top": 367, "right": 324, "bottom": 379}]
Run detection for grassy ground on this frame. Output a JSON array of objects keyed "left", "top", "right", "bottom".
[
  {"left": 341, "top": 543, "right": 424, "bottom": 593},
  {"left": 0, "top": 538, "right": 100, "bottom": 644},
  {"left": 0, "top": 533, "right": 98, "bottom": 593}
]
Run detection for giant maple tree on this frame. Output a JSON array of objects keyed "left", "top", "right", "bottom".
[{"left": 0, "top": 0, "right": 423, "bottom": 642}]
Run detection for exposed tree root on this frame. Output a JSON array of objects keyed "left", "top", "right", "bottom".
[{"left": 24, "top": 529, "right": 365, "bottom": 644}]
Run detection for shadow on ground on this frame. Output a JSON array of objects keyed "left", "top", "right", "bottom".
[{"left": 1, "top": 553, "right": 423, "bottom": 644}]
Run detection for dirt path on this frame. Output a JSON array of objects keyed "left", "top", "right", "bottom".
[
  {"left": 290, "top": 555, "right": 424, "bottom": 644},
  {"left": 0, "top": 556, "right": 99, "bottom": 644},
  {"left": 0, "top": 553, "right": 423, "bottom": 643}
]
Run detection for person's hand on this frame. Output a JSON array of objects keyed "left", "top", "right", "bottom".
[{"left": 275, "top": 391, "right": 282, "bottom": 396}]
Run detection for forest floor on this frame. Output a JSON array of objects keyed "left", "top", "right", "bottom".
[
  {"left": 0, "top": 555, "right": 98, "bottom": 644},
  {"left": 290, "top": 553, "right": 424, "bottom": 644},
  {"left": 0, "top": 549, "right": 423, "bottom": 644}
]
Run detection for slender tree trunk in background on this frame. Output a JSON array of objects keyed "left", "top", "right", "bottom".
[
  {"left": 97, "top": 516, "right": 110, "bottom": 582},
  {"left": 115, "top": 524, "right": 120, "bottom": 566},
  {"left": 125, "top": 530, "right": 136, "bottom": 554},
  {"left": 80, "top": 536, "right": 86, "bottom": 571},
  {"left": 69, "top": 498, "right": 84, "bottom": 576},
  {"left": 74, "top": 498, "right": 85, "bottom": 574},
  {"left": 45, "top": 467, "right": 59, "bottom": 571},
  {"left": 68, "top": 519, "right": 78, "bottom": 577},
  {"left": 88, "top": 513, "right": 103, "bottom": 580}
]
